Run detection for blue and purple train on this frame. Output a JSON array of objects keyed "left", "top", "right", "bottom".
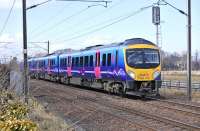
[{"left": 28, "top": 38, "right": 161, "bottom": 96}]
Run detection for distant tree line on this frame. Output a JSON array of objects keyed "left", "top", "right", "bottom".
[{"left": 161, "top": 50, "right": 200, "bottom": 71}]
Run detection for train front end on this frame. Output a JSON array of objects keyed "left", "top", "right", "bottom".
[{"left": 124, "top": 39, "right": 161, "bottom": 96}]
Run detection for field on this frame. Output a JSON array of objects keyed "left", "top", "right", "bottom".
[
  {"left": 160, "top": 71, "right": 200, "bottom": 102},
  {"left": 162, "top": 71, "right": 200, "bottom": 82}
]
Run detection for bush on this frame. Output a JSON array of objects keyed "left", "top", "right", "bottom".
[
  {"left": 0, "top": 91, "right": 38, "bottom": 131},
  {"left": 0, "top": 119, "right": 37, "bottom": 131}
]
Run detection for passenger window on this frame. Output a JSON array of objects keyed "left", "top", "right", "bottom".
[
  {"left": 72, "top": 57, "right": 75, "bottom": 67},
  {"left": 65, "top": 58, "right": 67, "bottom": 66},
  {"left": 102, "top": 54, "right": 106, "bottom": 66},
  {"left": 107, "top": 53, "right": 111, "bottom": 66},
  {"left": 75, "top": 57, "right": 79, "bottom": 67},
  {"left": 60, "top": 59, "right": 62, "bottom": 66},
  {"left": 90, "top": 55, "right": 93, "bottom": 67},
  {"left": 84, "top": 56, "right": 89, "bottom": 67},
  {"left": 80, "top": 57, "right": 83, "bottom": 67},
  {"left": 68, "top": 56, "right": 71, "bottom": 66},
  {"left": 116, "top": 50, "right": 118, "bottom": 67}
]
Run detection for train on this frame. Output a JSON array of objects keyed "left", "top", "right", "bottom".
[{"left": 28, "top": 38, "right": 161, "bottom": 97}]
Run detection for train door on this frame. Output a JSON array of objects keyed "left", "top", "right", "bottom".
[
  {"left": 47, "top": 58, "right": 51, "bottom": 75},
  {"left": 36, "top": 60, "right": 39, "bottom": 74},
  {"left": 67, "top": 56, "right": 72, "bottom": 77},
  {"left": 115, "top": 49, "right": 119, "bottom": 80},
  {"left": 95, "top": 51, "right": 100, "bottom": 79},
  {"left": 107, "top": 51, "right": 114, "bottom": 79}
]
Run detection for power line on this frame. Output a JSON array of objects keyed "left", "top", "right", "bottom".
[
  {"left": 57, "top": 0, "right": 112, "bottom": 7},
  {"left": 55, "top": 4, "right": 152, "bottom": 43},
  {"left": 0, "top": 0, "right": 16, "bottom": 37},
  {"left": 30, "top": 7, "right": 91, "bottom": 40},
  {"left": 52, "top": 0, "right": 124, "bottom": 41},
  {"left": 26, "top": 0, "right": 52, "bottom": 10},
  {"left": 159, "top": 0, "right": 187, "bottom": 16}
]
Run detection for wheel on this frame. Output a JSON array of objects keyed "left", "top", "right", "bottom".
[
  {"left": 118, "top": 84, "right": 126, "bottom": 97},
  {"left": 66, "top": 78, "right": 70, "bottom": 85}
]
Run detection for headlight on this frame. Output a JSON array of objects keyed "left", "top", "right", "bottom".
[
  {"left": 127, "top": 70, "right": 135, "bottom": 79},
  {"left": 153, "top": 71, "right": 160, "bottom": 79}
]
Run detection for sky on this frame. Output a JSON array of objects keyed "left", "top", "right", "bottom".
[{"left": 0, "top": 0, "right": 199, "bottom": 60}]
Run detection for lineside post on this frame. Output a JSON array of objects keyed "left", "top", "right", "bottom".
[
  {"left": 187, "top": 0, "right": 192, "bottom": 101},
  {"left": 47, "top": 40, "right": 50, "bottom": 54},
  {"left": 22, "top": 0, "right": 29, "bottom": 103}
]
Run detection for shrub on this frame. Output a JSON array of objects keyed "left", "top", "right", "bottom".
[{"left": 0, "top": 91, "right": 38, "bottom": 131}]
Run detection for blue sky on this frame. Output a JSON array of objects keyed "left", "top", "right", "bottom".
[{"left": 0, "top": 0, "right": 199, "bottom": 59}]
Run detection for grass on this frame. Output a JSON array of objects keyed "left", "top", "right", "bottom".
[
  {"left": 159, "top": 88, "right": 200, "bottom": 102},
  {"left": 28, "top": 98, "right": 74, "bottom": 131},
  {"left": 162, "top": 71, "right": 200, "bottom": 82},
  {"left": 0, "top": 90, "right": 38, "bottom": 131}
]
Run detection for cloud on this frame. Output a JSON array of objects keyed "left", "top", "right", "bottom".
[
  {"left": 0, "top": 33, "right": 14, "bottom": 42},
  {"left": 0, "top": 33, "right": 23, "bottom": 59}
]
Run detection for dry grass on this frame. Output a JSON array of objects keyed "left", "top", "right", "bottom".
[
  {"left": 162, "top": 71, "right": 200, "bottom": 82},
  {"left": 162, "top": 74, "right": 200, "bottom": 82},
  {"left": 161, "top": 71, "right": 200, "bottom": 102},
  {"left": 160, "top": 88, "right": 186, "bottom": 97},
  {"left": 28, "top": 98, "right": 74, "bottom": 131},
  {"left": 159, "top": 88, "right": 200, "bottom": 103}
]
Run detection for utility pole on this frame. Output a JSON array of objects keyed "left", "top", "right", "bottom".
[
  {"left": 187, "top": 0, "right": 192, "bottom": 101},
  {"left": 22, "top": 0, "right": 29, "bottom": 103},
  {"left": 152, "top": 6, "right": 160, "bottom": 95},
  {"left": 158, "top": 0, "right": 191, "bottom": 100}
]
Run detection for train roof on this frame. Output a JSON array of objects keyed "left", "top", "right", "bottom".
[
  {"left": 124, "top": 38, "right": 155, "bottom": 45},
  {"left": 80, "top": 38, "right": 156, "bottom": 51}
]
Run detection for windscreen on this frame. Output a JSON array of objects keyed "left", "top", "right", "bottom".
[{"left": 126, "top": 48, "right": 160, "bottom": 68}]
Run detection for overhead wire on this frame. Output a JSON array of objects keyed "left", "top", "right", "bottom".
[
  {"left": 54, "top": 4, "right": 153, "bottom": 43},
  {"left": 51, "top": 0, "right": 124, "bottom": 41},
  {"left": 160, "top": 0, "right": 187, "bottom": 16},
  {"left": 28, "top": 43, "right": 48, "bottom": 51},
  {"left": 0, "top": 0, "right": 16, "bottom": 37},
  {"left": 27, "top": 0, "right": 52, "bottom": 10},
  {"left": 30, "top": 6, "right": 91, "bottom": 40}
]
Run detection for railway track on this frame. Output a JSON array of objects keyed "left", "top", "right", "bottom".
[
  {"left": 33, "top": 82, "right": 156, "bottom": 130},
  {"left": 147, "top": 97, "right": 200, "bottom": 111},
  {"left": 31, "top": 80, "right": 200, "bottom": 130},
  {"left": 79, "top": 96, "right": 200, "bottom": 131}
]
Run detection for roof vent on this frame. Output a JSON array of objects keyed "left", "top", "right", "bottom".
[{"left": 84, "top": 44, "right": 104, "bottom": 50}]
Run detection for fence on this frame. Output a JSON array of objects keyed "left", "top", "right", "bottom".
[
  {"left": 161, "top": 80, "right": 200, "bottom": 90},
  {"left": 0, "top": 64, "right": 10, "bottom": 89},
  {"left": 0, "top": 58, "right": 23, "bottom": 96}
]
